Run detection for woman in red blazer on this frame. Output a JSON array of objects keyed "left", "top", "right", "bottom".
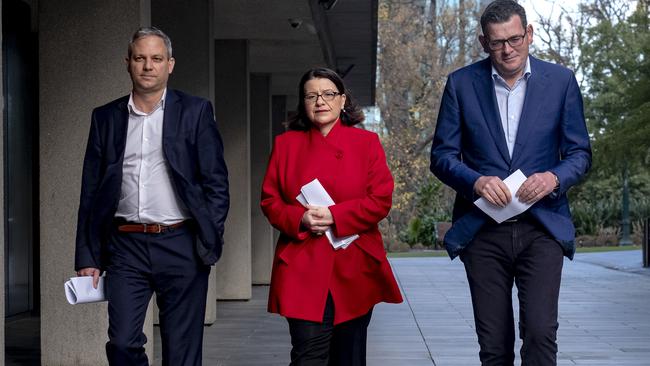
[{"left": 261, "top": 68, "right": 402, "bottom": 366}]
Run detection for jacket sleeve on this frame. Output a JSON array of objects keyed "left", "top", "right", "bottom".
[
  {"left": 74, "top": 109, "right": 103, "bottom": 271},
  {"left": 328, "top": 134, "right": 394, "bottom": 237},
  {"left": 196, "top": 101, "right": 230, "bottom": 243},
  {"left": 260, "top": 137, "right": 309, "bottom": 240},
  {"left": 430, "top": 74, "right": 482, "bottom": 201},
  {"left": 547, "top": 73, "right": 592, "bottom": 196}
]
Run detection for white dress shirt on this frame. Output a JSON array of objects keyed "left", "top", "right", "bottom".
[
  {"left": 115, "top": 89, "right": 190, "bottom": 225},
  {"left": 492, "top": 57, "right": 532, "bottom": 158}
]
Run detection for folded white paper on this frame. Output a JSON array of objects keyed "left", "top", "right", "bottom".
[
  {"left": 297, "top": 179, "right": 359, "bottom": 250},
  {"left": 65, "top": 276, "right": 106, "bottom": 305},
  {"left": 474, "top": 169, "right": 533, "bottom": 223}
]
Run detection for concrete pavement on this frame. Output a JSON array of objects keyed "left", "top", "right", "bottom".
[{"left": 156, "top": 250, "right": 650, "bottom": 365}]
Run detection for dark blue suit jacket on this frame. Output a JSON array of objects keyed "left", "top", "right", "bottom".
[
  {"left": 74, "top": 89, "right": 230, "bottom": 271},
  {"left": 430, "top": 56, "right": 591, "bottom": 259}
]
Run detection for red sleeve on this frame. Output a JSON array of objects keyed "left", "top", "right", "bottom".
[
  {"left": 260, "top": 136, "right": 309, "bottom": 240},
  {"left": 329, "top": 134, "right": 393, "bottom": 237}
]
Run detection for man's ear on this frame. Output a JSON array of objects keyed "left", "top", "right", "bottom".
[
  {"left": 478, "top": 35, "right": 489, "bottom": 53},
  {"left": 168, "top": 57, "right": 175, "bottom": 74},
  {"left": 526, "top": 24, "right": 534, "bottom": 45}
]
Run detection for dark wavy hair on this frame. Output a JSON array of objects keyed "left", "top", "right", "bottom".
[
  {"left": 480, "top": 0, "right": 527, "bottom": 36},
  {"left": 286, "top": 67, "right": 365, "bottom": 131}
]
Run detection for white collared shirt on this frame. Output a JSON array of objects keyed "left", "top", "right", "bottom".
[
  {"left": 492, "top": 57, "right": 532, "bottom": 158},
  {"left": 115, "top": 89, "right": 190, "bottom": 224}
]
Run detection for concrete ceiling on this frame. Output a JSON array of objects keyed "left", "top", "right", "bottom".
[{"left": 213, "top": 0, "right": 377, "bottom": 107}]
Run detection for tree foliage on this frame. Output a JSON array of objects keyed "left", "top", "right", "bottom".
[
  {"left": 531, "top": 0, "right": 650, "bottom": 236},
  {"left": 377, "top": 0, "right": 484, "bottom": 242}
]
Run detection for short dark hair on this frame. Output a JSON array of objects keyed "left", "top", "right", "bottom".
[
  {"left": 480, "top": 0, "right": 527, "bottom": 36},
  {"left": 286, "top": 67, "right": 364, "bottom": 131},
  {"left": 128, "top": 27, "right": 173, "bottom": 59}
]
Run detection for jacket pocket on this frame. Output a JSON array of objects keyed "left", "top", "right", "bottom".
[
  {"left": 277, "top": 238, "right": 307, "bottom": 265},
  {"left": 353, "top": 234, "right": 386, "bottom": 264}
]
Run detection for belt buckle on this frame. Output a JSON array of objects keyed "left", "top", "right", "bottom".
[{"left": 143, "top": 223, "right": 163, "bottom": 233}]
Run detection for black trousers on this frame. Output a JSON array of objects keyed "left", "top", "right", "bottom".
[
  {"left": 105, "top": 224, "right": 210, "bottom": 366},
  {"left": 287, "top": 294, "right": 373, "bottom": 366},
  {"left": 460, "top": 218, "right": 564, "bottom": 366}
]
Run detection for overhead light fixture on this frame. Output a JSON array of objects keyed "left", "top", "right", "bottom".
[{"left": 319, "top": 0, "right": 339, "bottom": 10}]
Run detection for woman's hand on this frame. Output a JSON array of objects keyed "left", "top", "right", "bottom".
[{"left": 301, "top": 205, "right": 334, "bottom": 235}]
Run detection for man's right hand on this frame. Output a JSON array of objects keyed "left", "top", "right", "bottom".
[
  {"left": 474, "top": 176, "right": 511, "bottom": 207},
  {"left": 77, "top": 267, "right": 101, "bottom": 289}
]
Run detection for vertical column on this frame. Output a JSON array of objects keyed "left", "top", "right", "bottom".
[
  {"left": 151, "top": 0, "right": 218, "bottom": 324},
  {"left": 272, "top": 95, "right": 288, "bottom": 138},
  {"left": 39, "top": 1, "right": 153, "bottom": 364},
  {"left": 270, "top": 95, "right": 288, "bottom": 245},
  {"left": 250, "top": 74, "right": 274, "bottom": 285},
  {"left": 0, "top": 4, "right": 5, "bottom": 364},
  {"left": 214, "top": 40, "right": 252, "bottom": 300}
]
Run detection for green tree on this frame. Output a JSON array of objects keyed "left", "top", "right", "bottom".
[{"left": 534, "top": 0, "right": 650, "bottom": 240}]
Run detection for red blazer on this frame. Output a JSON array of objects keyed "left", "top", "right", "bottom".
[{"left": 261, "top": 121, "right": 403, "bottom": 325}]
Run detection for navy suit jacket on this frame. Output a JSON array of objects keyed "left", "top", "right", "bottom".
[
  {"left": 430, "top": 56, "right": 591, "bottom": 259},
  {"left": 74, "top": 89, "right": 230, "bottom": 271}
]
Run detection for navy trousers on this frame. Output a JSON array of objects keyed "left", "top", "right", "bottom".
[
  {"left": 460, "top": 218, "right": 564, "bottom": 366},
  {"left": 105, "top": 224, "right": 210, "bottom": 366}
]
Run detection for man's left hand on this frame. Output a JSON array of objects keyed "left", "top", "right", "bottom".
[{"left": 516, "top": 172, "right": 557, "bottom": 204}]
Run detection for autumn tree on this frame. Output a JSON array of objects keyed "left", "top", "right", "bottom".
[{"left": 376, "top": 0, "right": 484, "bottom": 246}]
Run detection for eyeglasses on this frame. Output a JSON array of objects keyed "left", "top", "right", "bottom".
[
  {"left": 304, "top": 91, "right": 341, "bottom": 103},
  {"left": 487, "top": 33, "right": 527, "bottom": 50}
]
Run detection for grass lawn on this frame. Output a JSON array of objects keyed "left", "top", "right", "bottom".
[{"left": 387, "top": 245, "right": 641, "bottom": 258}]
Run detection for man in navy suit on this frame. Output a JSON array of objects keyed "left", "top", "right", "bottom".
[
  {"left": 430, "top": 1, "right": 591, "bottom": 364},
  {"left": 74, "top": 27, "right": 229, "bottom": 365}
]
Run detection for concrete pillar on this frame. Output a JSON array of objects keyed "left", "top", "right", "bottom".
[
  {"left": 272, "top": 95, "right": 288, "bottom": 137},
  {"left": 270, "top": 95, "right": 288, "bottom": 246},
  {"left": 250, "top": 74, "right": 274, "bottom": 285},
  {"left": 39, "top": 1, "right": 153, "bottom": 364},
  {"left": 0, "top": 4, "right": 5, "bottom": 364},
  {"left": 214, "top": 40, "right": 252, "bottom": 300},
  {"left": 151, "top": 0, "right": 217, "bottom": 325}
]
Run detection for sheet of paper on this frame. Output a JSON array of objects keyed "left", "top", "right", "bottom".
[
  {"left": 474, "top": 169, "right": 533, "bottom": 223},
  {"left": 300, "top": 179, "right": 335, "bottom": 207},
  {"left": 65, "top": 276, "right": 106, "bottom": 305},
  {"left": 296, "top": 179, "right": 359, "bottom": 250}
]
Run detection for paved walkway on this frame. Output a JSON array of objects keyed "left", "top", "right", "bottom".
[{"left": 156, "top": 250, "right": 650, "bottom": 365}]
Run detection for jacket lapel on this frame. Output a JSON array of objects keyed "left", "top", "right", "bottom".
[
  {"left": 113, "top": 98, "right": 129, "bottom": 159},
  {"left": 472, "top": 60, "right": 511, "bottom": 164},
  {"left": 162, "top": 89, "right": 181, "bottom": 166},
  {"left": 511, "top": 57, "right": 549, "bottom": 165}
]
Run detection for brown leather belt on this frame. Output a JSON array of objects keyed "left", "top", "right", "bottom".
[{"left": 117, "top": 221, "right": 185, "bottom": 234}]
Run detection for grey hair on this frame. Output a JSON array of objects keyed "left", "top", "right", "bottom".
[
  {"left": 128, "top": 27, "right": 173, "bottom": 59},
  {"left": 480, "top": 0, "right": 527, "bottom": 36}
]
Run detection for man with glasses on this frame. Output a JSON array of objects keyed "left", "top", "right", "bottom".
[{"left": 430, "top": 1, "right": 591, "bottom": 364}]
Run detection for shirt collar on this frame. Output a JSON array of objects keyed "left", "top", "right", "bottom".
[
  {"left": 491, "top": 56, "right": 532, "bottom": 84},
  {"left": 127, "top": 88, "right": 167, "bottom": 116}
]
